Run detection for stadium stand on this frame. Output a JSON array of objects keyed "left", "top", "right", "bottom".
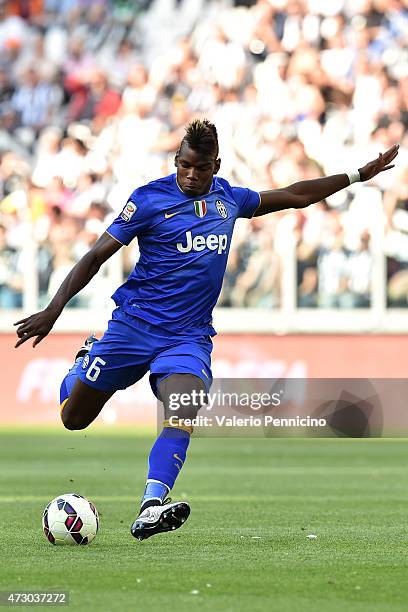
[{"left": 0, "top": 0, "right": 407, "bottom": 322}]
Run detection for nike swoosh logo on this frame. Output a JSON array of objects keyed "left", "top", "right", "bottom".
[
  {"left": 164, "top": 211, "right": 181, "bottom": 219},
  {"left": 173, "top": 453, "right": 184, "bottom": 470}
]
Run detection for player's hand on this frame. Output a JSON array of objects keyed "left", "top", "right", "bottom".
[
  {"left": 14, "top": 307, "right": 59, "bottom": 348},
  {"left": 358, "top": 144, "right": 399, "bottom": 181}
]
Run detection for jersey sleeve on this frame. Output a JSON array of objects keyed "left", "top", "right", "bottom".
[
  {"left": 232, "top": 186, "right": 261, "bottom": 219},
  {"left": 105, "top": 188, "right": 152, "bottom": 245}
]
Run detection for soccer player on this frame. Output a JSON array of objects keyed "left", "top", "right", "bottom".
[{"left": 14, "top": 120, "right": 398, "bottom": 540}]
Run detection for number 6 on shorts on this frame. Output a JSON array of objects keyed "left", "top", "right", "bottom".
[{"left": 85, "top": 357, "right": 106, "bottom": 382}]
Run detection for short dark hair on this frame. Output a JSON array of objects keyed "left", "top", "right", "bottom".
[{"left": 180, "top": 119, "right": 219, "bottom": 158}]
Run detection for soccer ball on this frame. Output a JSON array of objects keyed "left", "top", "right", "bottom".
[{"left": 42, "top": 493, "right": 99, "bottom": 545}]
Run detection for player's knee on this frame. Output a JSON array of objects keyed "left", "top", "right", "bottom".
[
  {"left": 166, "top": 403, "right": 200, "bottom": 421},
  {"left": 63, "top": 420, "right": 88, "bottom": 431},
  {"left": 61, "top": 413, "right": 88, "bottom": 431},
  {"left": 61, "top": 401, "right": 88, "bottom": 431},
  {"left": 60, "top": 384, "right": 111, "bottom": 430}
]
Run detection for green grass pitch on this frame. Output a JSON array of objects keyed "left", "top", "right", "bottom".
[{"left": 1, "top": 428, "right": 408, "bottom": 611}]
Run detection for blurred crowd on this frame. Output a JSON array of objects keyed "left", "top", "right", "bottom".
[{"left": 0, "top": 0, "right": 407, "bottom": 311}]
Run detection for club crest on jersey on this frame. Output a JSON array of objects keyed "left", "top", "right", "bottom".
[
  {"left": 216, "top": 200, "right": 228, "bottom": 219},
  {"left": 82, "top": 354, "right": 90, "bottom": 369},
  {"left": 194, "top": 200, "right": 207, "bottom": 218},
  {"left": 121, "top": 201, "right": 137, "bottom": 222}
]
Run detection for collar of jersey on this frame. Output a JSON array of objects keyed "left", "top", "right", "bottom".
[{"left": 174, "top": 174, "right": 219, "bottom": 198}]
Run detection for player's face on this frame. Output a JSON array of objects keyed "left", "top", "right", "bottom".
[{"left": 175, "top": 146, "right": 220, "bottom": 197}]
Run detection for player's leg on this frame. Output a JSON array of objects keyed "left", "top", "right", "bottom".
[
  {"left": 59, "top": 336, "right": 114, "bottom": 430},
  {"left": 131, "top": 373, "right": 207, "bottom": 540},
  {"left": 142, "top": 373, "right": 206, "bottom": 506},
  {"left": 61, "top": 379, "right": 114, "bottom": 430}
]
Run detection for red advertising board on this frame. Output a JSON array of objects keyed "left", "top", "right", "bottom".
[{"left": 2, "top": 334, "right": 407, "bottom": 425}]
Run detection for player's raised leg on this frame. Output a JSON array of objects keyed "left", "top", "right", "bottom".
[
  {"left": 130, "top": 373, "right": 206, "bottom": 541},
  {"left": 61, "top": 379, "right": 114, "bottom": 430},
  {"left": 59, "top": 336, "right": 114, "bottom": 430}
]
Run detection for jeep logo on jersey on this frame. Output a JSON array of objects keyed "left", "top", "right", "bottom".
[
  {"left": 216, "top": 200, "right": 228, "bottom": 219},
  {"left": 177, "top": 231, "right": 228, "bottom": 254},
  {"left": 121, "top": 201, "right": 137, "bottom": 221},
  {"left": 194, "top": 200, "right": 207, "bottom": 218}
]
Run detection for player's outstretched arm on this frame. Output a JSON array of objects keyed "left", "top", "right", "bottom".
[
  {"left": 254, "top": 144, "right": 399, "bottom": 217},
  {"left": 14, "top": 232, "right": 122, "bottom": 348}
]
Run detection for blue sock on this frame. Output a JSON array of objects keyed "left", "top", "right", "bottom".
[
  {"left": 60, "top": 358, "right": 83, "bottom": 404},
  {"left": 141, "top": 427, "right": 191, "bottom": 510}
]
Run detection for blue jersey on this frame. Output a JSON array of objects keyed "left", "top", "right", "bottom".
[{"left": 106, "top": 173, "right": 260, "bottom": 335}]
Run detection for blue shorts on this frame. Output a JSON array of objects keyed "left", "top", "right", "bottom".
[{"left": 78, "top": 307, "right": 213, "bottom": 398}]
